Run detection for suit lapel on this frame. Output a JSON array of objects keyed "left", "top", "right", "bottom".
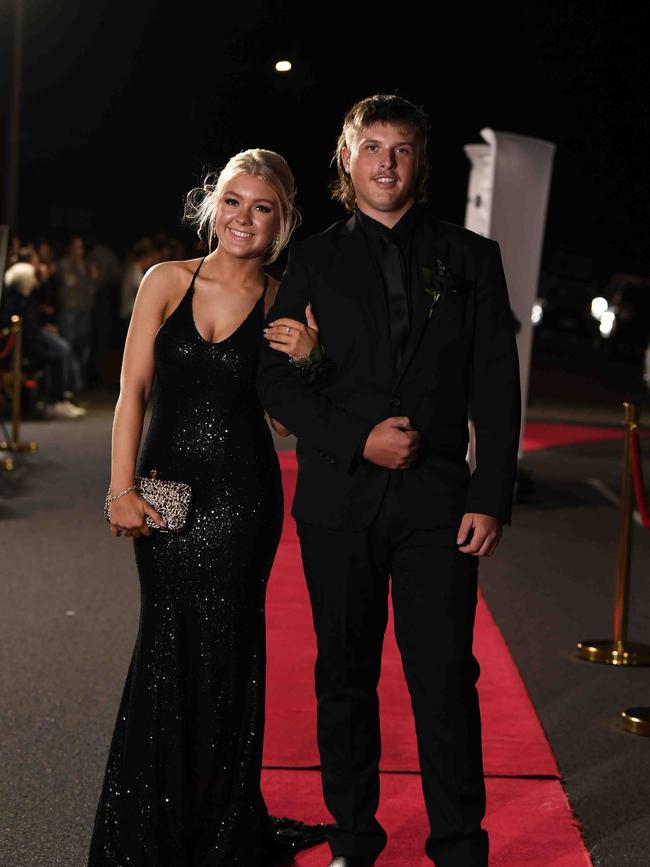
[
  {"left": 336, "top": 213, "right": 394, "bottom": 357},
  {"left": 327, "top": 211, "right": 450, "bottom": 389},
  {"left": 393, "top": 213, "right": 450, "bottom": 390}
]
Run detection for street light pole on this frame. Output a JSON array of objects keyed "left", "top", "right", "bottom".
[
  {"left": 1, "top": 0, "right": 24, "bottom": 304},
  {"left": 6, "top": 0, "right": 24, "bottom": 230}
]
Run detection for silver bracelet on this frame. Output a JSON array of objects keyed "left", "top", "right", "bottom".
[
  {"left": 108, "top": 484, "right": 137, "bottom": 502},
  {"left": 288, "top": 354, "right": 311, "bottom": 370}
]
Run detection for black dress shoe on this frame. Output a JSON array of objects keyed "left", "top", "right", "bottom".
[
  {"left": 262, "top": 815, "right": 328, "bottom": 863},
  {"left": 327, "top": 858, "right": 376, "bottom": 867}
]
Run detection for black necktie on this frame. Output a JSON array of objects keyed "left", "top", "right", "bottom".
[{"left": 380, "top": 234, "right": 410, "bottom": 369}]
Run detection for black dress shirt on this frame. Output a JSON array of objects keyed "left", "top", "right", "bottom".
[
  {"left": 355, "top": 200, "right": 424, "bottom": 337},
  {"left": 352, "top": 201, "right": 425, "bottom": 465}
]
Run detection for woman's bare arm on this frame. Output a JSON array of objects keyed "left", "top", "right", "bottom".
[{"left": 109, "top": 262, "right": 183, "bottom": 536}]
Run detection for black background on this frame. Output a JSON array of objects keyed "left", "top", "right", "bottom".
[{"left": 1, "top": 0, "right": 649, "bottom": 279}]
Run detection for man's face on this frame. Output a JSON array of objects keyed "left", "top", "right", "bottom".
[{"left": 341, "top": 122, "right": 420, "bottom": 223}]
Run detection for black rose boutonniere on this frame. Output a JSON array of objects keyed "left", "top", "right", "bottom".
[
  {"left": 288, "top": 344, "right": 335, "bottom": 391},
  {"left": 422, "top": 259, "right": 466, "bottom": 318}
]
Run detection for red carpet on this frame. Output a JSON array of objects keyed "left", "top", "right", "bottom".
[
  {"left": 263, "top": 770, "right": 592, "bottom": 867},
  {"left": 523, "top": 419, "right": 649, "bottom": 452},
  {"left": 263, "top": 445, "right": 592, "bottom": 864},
  {"left": 265, "top": 452, "right": 557, "bottom": 776}
]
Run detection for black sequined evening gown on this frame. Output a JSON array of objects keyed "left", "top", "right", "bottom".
[{"left": 88, "top": 259, "right": 313, "bottom": 866}]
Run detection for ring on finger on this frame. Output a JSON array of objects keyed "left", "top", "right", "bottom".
[{"left": 285, "top": 326, "right": 292, "bottom": 334}]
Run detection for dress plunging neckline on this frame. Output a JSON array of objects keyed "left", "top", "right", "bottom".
[{"left": 189, "top": 256, "right": 270, "bottom": 346}]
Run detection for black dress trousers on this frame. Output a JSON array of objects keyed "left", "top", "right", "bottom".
[{"left": 296, "top": 472, "right": 488, "bottom": 867}]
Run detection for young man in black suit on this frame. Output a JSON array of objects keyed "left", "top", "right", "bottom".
[{"left": 258, "top": 94, "right": 521, "bottom": 867}]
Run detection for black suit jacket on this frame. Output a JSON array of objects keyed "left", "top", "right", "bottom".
[{"left": 256, "top": 207, "right": 521, "bottom": 531}]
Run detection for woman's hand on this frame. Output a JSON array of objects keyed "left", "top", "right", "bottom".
[
  {"left": 109, "top": 490, "right": 165, "bottom": 538},
  {"left": 263, "top": 303, "right": 319, "bottom": 359}
]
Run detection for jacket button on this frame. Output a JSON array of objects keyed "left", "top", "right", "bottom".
[{"left": 391, "top": 397, "right": 402, "bottom": 408}]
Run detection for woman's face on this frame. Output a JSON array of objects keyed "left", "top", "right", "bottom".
[{"left": 213, "top": 172, "right": 281, "bottom": 260}]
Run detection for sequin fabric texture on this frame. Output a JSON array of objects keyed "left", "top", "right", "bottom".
[{"left": 88, "top": 260, "right": 284, "bottom": 866}]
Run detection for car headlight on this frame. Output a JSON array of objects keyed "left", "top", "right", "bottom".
[
  {"left": 591, "top": 296, "right": 609, "bottom": 320},
  {"left": 599, "top": 309, "right": 616, "bottom": 337}
]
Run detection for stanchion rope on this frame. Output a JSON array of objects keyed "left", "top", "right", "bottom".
[
  {"left": 0, "top": 332, "right": 15, "bottom": 359},
  {"left": 630, "top": 427, "right": 650, "bottom": 529}
]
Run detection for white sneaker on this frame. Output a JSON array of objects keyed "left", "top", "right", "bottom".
[
  {"left": 45, "top": 402, "right": 72, "bottom": 420},
  {"left": 61, "top": 399, "right": 87, "bottom": 417},
  {"left": 45, "top": 401, "right": 84, "bottom": 420}
]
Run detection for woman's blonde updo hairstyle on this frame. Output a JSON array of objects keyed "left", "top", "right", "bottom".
[{"left": 183, "top": 148, "right": 300, "bottom": 264}]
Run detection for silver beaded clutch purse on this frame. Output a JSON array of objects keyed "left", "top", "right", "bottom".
[{"left": 104, "top": 469, "right": 192, "bottom": 533}]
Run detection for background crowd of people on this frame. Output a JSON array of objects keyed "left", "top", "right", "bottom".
[{"left": 0, "top": 233, "right": 202, "bottom": 420}]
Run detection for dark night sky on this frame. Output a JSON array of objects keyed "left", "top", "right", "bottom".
[{"left": 2, "top": 0, "right": 649, "bottom": 280}]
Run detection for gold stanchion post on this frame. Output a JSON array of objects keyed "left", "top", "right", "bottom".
[
  {"left": 11, "top": 313, "right": 22, "bottom": 445},
  {"left": 577, "top": 401, "right": 650, "bottom": 665},
  {"left": 621, "top": 707, "right": 650, "bottom": 736},
  {"left": 0, "top": 315, "right": 38, "bottom": 458}
]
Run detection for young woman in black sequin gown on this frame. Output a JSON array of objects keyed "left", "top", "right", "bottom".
[{"left": 88, "top": 150, "right": 324, "bottom": 866}]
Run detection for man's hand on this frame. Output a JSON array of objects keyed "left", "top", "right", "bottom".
[
  {"left": 456, "top": 512, "right": 502, "bottom": 556},
  {"left": 362, "top": 416, "right": 420, "bottom": 469}
]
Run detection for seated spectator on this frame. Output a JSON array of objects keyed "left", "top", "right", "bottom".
[{"left": 2, "top": 248, "right": 86, "bottom": 420}]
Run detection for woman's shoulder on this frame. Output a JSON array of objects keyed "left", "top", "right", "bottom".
[
  {"left": 138, "top": 258, "right": 201, "bottom": 297},
  {"left": 144, "top": 257, "right": 202, "bottom": 285},
  {"left": 131, "top": 258, "right": 203, "bottom": 318}
]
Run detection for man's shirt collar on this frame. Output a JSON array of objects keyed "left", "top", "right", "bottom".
[{"left": 355, "top": 201, "right": 421, "bottom": 244}]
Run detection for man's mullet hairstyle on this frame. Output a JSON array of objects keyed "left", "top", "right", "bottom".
[{"left": 330, "top": 93, "right": 431, "bottom": 213}]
